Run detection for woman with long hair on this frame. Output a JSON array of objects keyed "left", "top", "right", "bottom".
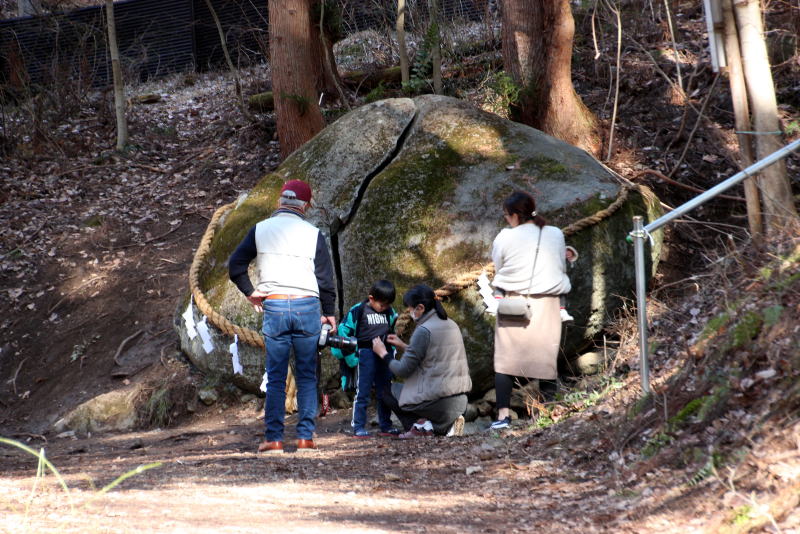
[
  {"left": 489, "top": 191, "right": 571, "bottom": 430},
  {"left": 372, "top": 284, "right": 472, "bottom": 438}
]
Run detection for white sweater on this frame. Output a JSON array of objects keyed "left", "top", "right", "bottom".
[{"left": 491, "top": 224, "right": 571, "bottom": 295}]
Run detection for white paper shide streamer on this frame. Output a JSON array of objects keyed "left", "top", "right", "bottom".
[
  {"left": 196, "top": 316, "right": 214, "bottom": 354},
  {"left": 478, "top": 272, "right": 498, "bottom": 314},
  {"left": 182, "top": 296, "right": 198, "bottom": 339},
  {"left": 259, "top": 372, "right": 268, "bottom": 393},
  {"left": 230, "top": 335, "right": 243, "bottom": 375}
]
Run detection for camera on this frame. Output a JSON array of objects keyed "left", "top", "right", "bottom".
[{"left": 318, "top": 324, "right": 357, "bottom": 351}]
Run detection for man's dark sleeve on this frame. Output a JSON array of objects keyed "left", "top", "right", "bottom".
[
  {"left": 228, "top": 227, "right": 257, "bottom": 296},
  {"left": 314, "top": 232, "right": 336, "bottom": 316}
]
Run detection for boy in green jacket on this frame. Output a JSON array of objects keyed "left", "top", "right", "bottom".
[{"left": 332, "top": 280, "right": 399, "bottom": 437}]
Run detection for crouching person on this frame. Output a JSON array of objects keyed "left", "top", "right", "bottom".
[{"left": 371, "top": 284, "right": 471, "bottom": 438}]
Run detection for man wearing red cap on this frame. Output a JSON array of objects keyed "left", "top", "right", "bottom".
[{"left": 229, "top": 179, "right": 336, "bottom": 454}]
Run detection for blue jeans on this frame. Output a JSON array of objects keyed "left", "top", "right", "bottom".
[
  {"left": 261, "top": 297, "right": 321, "bottom": 442},
  {"left": 352, "top": 348, "right": 393, "bottom": 432}
]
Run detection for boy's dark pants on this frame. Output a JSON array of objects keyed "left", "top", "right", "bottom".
[
  {"left": 382, "top": 383, "right": 467, "bottom": 435},
  {"left": 352, "top": 348, "right": 393, "bottom": 432}
]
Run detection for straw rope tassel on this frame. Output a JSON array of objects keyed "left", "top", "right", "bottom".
[{"left": 187, "top": 202, "right": 297, "bottom": 402}]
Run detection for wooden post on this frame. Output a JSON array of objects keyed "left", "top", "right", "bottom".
[
  {"left": 397, "top": 0, "right": 409, "bottom": 87},
  {"left": 733, "top": 0, "right": 799, "bottom": 229},
  {"left": 721, "top": 0, "right": 762, "bottom": 238}
]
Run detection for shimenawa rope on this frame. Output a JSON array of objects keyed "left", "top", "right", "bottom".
[{"left": 188, "top": 186, "right": 632, "bottom": 347}]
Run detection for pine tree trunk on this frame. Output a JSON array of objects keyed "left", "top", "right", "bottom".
[
  {"left": 397, "top": 0, "right": 410, "bottom": 86},
  {"left": 721, "top": 0, "right": 762, "bottom": 238},
  {"left": 270, "top": 0, "right": 326, "bottom": 159},
  {"left": 501, "top": 0, "right": 599, "bottom": 154},
  {"left": 733, "top": 0, "right": 798, "bottom": 230},
  {"left": 105, "top": 0, "right": 128, "bottom": 151}
]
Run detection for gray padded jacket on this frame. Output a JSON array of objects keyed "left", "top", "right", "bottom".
[{"left": 389, "top": 310, "right": 472, "bottom": 408}]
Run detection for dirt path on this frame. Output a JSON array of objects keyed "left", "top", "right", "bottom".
[{"left": 1, "top": 399, "right": 717, "bottom": 534}]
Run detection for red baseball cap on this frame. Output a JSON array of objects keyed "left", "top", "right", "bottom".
[{"left": 280, "top": 179, "right": 312, "bottom": 203}]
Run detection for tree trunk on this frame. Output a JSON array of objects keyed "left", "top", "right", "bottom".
[
  {"left": 721, "top": 0, "right": 762, "bottom": 238},
  {"left": 501, "top": 0, "right": 599, "bottom": 154},
  {"left": 204, "top": 0, "right": 242, "bottom": 99},
  {"left": 733, "top": 0, "right": 798, "bottom": 230},
  {"left": 269, "top": 0, "right": 326, "bottom": 159},
  {"left": 429, "top": 0, "right": 442, "bottom": 95},
  {"left": 105, "top": 0, "right": 128, "bottom": 151},
  {"left": 318, "top": 1, "right": 349, "bottom": 109},
  {"left": 397, "top": 0, "right": 410, "bottom": 86}
]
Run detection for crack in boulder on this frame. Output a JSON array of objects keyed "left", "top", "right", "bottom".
[{"left": 330, "top": 106, "right": 419, "bottom": 316}]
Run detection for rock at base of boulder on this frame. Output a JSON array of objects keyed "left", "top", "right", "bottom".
[
  {"left": 53, "top": 385, "right": 143, "bottom": 435},
  {"left": 575, "top": 351, "right": 607, "bottom": 375},
  {"left": 198, "top": 387, "right": 219, "bottom": 406}
]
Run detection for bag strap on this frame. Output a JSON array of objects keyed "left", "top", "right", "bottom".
[{"left": 524, "top": 227, "right": 543, "bottom": 295}]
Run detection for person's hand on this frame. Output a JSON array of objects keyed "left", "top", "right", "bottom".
[
  {"left": 321, "top": 315, "right": 337, "bottom": 331},
  {"left": 372, "top": 337, "right": 388, "bottom": 358},
  {"left": 247, "top": 290, "right": 269, "bottom": 312},
  {"left": 344, "top": 353, "right": 359, "bottom": 368},
  {"left": 565, "top": 246, "right": 578, "bottom": 264},
  {"left": 385, "top": 334, "right": 407, "bottom": 351}
]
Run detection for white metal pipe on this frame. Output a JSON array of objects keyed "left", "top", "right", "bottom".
[
  {"left": 644, "top": 137, "right": 800, "bottom": 234},
  {"left": 632, "top": 216, "right": 651, "bottom": 394},
  {"left": 630, "top": 137, "right": 800, "bottom": 396}
]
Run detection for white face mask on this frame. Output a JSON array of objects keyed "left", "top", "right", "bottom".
[{"left": 408, "top": 305, "right": 421, "bottom": 322}]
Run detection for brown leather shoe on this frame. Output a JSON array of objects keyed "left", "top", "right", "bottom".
[
  {"left": 296, "top": 439, "right": 316, "bottom": 451},
  {"left": 257, "top": 440, "right": 284, "bottom": 454}
]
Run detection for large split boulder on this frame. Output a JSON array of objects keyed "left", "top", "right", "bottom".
[{"left": 176, "top": 95, "right": 662, "bottom": 395}]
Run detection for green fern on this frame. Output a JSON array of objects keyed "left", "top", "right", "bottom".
[
  {"left": 669, "top": 397, "right": 704, "bottom": 426},
  {"left": 365, "top": 82, "right": 386, "bottom": 103},
  {"left": 687, "top": 453, "right": 722, "bottom": 486},
  {"left": 731, "top": 311, "right": 763, "bottom": 348},
  {"left": 699, "top": 312, "right": 730, "bottom": 341},
  {"left": 762, "top": 305, "right": 783, "bottom": 327},
  {"left": 642, "top": 432, "right": 672, "bottom": 458},
  {"left": 488, "top": 71, "right": 521, "bottom": 108},
  {"left": 404, "top": 21, "right": 440, "bottom": 94}
]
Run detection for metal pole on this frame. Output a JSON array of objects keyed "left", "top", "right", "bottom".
[
  {"left": 632, "top": 216, "right": 651, "bottom": 394},
  {"left": 644, "top": 137, "right": 800, "bottom": 234},
  {"left": 627, "top": 138, "right": 800, "bottom": 397}
]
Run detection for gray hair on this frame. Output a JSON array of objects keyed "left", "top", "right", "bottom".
[{"left": 279, "top": 191, "right": 307, "bottom": 208}]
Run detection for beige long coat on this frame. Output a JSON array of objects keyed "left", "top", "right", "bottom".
[
  {"left": 493, "top": 295, "right": 561, "bottom": 379},
  {"left": 492, "top": 223, "right": 567, "bottom": 379}
]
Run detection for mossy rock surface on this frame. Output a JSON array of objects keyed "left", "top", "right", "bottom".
[
  {"left": 55, "top": 385, "right": 143, "bottom": 435},
  {"left": 176, "top": 95, "right": 662, "bottom": 394}
]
